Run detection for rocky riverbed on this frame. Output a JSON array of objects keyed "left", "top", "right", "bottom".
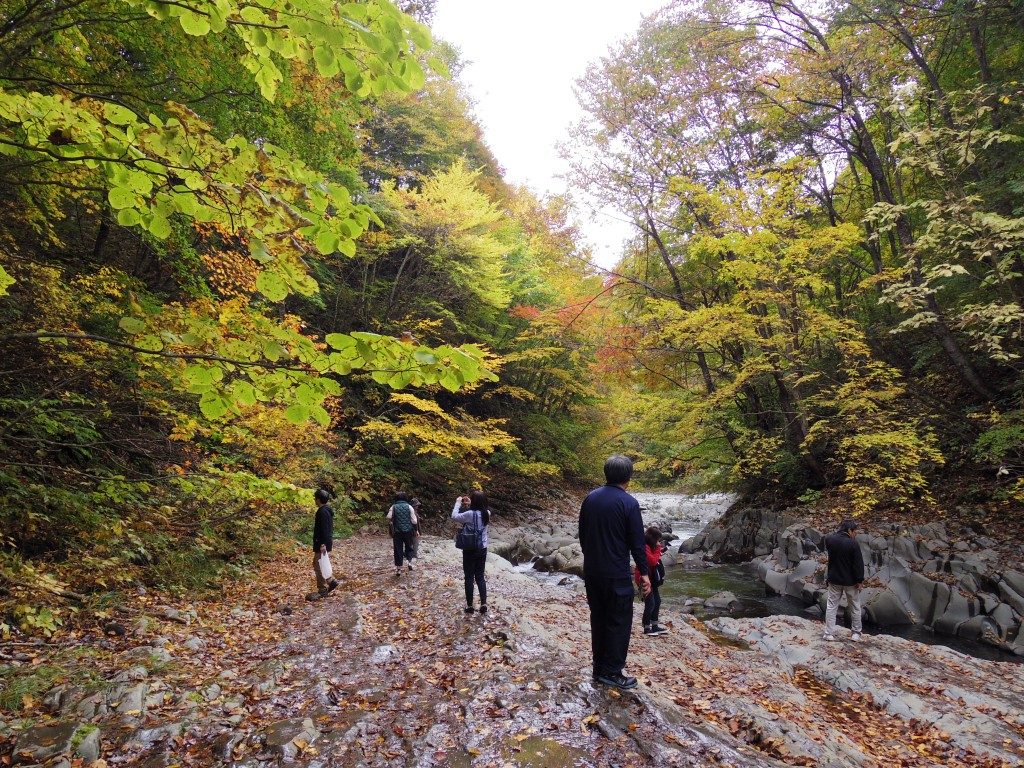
[
  {"left": 680, "top": 505, "right": 1024, "bottom": 656},
  {"left": 5, "top": 493, "right": 1024, "bottom": 767}
]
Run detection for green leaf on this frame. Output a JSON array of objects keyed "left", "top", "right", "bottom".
[
  {"left": 108, "top": 187, "right": 135, "bottom": 210},
  {"left": 118, "top": 316, "right": 147, "bottom": 334},
  {"left": 103, "top": 103, "right": 137, "bottom": 126},
  {"left": 0, "top": 265, "right": 14, "bottom": 296},
  {"left": 148, "top": 212, "right": 171, "bottom": 239},
  {"left": 325, "top": 333, "right": 356, "bottom": 350},
  {"left": 199, "top": 393, "right": 231, "bottom": 419},
  {"left": 256, "top": 271, "right": 288, "bottom": 301},
  {"left": 179, "top": 10, "right": 211, "bottom": 35},
  {"left": 310, "top": 404, "right": 330, "bottom": 427},
  {"left": 285, "top": 403, "right": 311, "bottom": 424},
  {"left": 232, "top": 380, "right": 258, "bottom": 406},
  {"left": 294, "top": 383, "right": 317, "bottom": 406},
  {"left": 116, "top": 208, "right": 142, "bottom": 226},
  {"left": 262, "top": 341, "right": 285, "bottom": 361}
]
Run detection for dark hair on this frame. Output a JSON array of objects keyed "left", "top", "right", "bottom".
[
  {"left": 838, "top": 518, "right": 858, "bottom": 533},
  {"left": 604, "top": 454, "right": 634, "bottom": 485},
  {"left": 469, "top": 490, "right": 490, "bottom": 526},
  {"left": 314, "top": 488, "right": 332, "bottom": 504},
  {"left": 410, "top": 497, "right": 421, "bottom": 509},
  {"left": 645, "top": 527, "right": 662, "bottom": 549},
  {"left": 395, "top": 491, "right": 409, "bottom": 503}
]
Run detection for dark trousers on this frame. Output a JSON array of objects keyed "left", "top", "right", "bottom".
[
  {"left": 392, "top": 531, "right": 416, "bottom": 566},
  {"left": 584, "top": 575, "right": 635, "bottom": 678},
  {"left": 642, "top": 582, "right": 661, "bottom": 626},
  {"left": 462, "top": 548, "right": 487, "bottom": 606}
]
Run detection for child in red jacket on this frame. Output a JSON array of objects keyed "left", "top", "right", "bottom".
[{"left": 636, "top": 527, "right": 668, "bottom": 636}]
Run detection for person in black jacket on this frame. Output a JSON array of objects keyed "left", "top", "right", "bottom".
[
  {"left": 823, "top": 519, "right": 865, "bottom": 642},
  {"left": 309, "top": 488, "right": 340, "bottom": 600},
  {"left": 579, "top": 455, "right": 651, "bottom": 690}
]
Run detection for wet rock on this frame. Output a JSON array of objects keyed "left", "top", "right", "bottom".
[
  {"left": 109, "top": 682, "right": 148, "bottom": 715},
  {"left": 12, "top": 722, "right": 99, "bottom": 765},
  {"left": 998, "top": 581, "right": 1024, "bottom": 615},
  {"left": 212, "top": 730, "right": 245, "bottom": 760},
  {"left": 264, "top": 717, "right": 319, "bottom": 761},
  {"left": 1003, "top": 569, "right": 1024, "bottom": 596},
  {"left": 128, "top": 722, "right": 183, "bottom": 749},
  {"left": 705, "top": 591, "right": 739, "bottom": 610},
  {"left": 158, "top": 605, "right": 188, "bottom": 624},
  {"left": 112, "top": 665, "right": 150, "bottom": 683},
  {"left": 126, "top": 645, "right": 172, "bottom": 665}
]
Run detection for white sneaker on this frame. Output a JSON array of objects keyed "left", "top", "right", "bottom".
[
  {"left": 822, "top": 633, "right": 837, "bottom": 641},
  {"left": 851, "top": 633, "right": 862, "bottom": 643}
]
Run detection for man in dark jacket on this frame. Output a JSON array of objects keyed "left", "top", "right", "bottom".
[
  {"left": 823, "top": 519, "right": 865, "bottom": 641},
  {"left": 310, "top": 488, "right": 340, "bottom": 600},
  {"left": 579, "top": 455, "right": 651, "bottom": 690}
]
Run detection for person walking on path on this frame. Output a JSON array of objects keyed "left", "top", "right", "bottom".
[
  {"left": 310, "top": 488, "right": 340, "bottom": 600},
  {"left": 452, "top": 491, "right": 490, "bottom": 614},
  {"left": 637, "top": 527, "right": 668, "bottom": 637},
  {"left": 823, "top": 518, "right": 865, "bottom": 642},
  {"left": 387, "top": 492, "right": 418, "bottom": 576},
  {"left": 579, "top": 455, "right": 650, "bottom": 690}
]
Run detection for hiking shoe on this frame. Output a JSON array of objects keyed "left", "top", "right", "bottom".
[
  {"left": 326, "top": 580, "right": 339, "bottom": 594},
  {"left": 594, "top": 673, "right": 638, "bottom": 690},
  {"left": 464, "top": 606, "right": 475, "bottom": 613},
  {"left": 822, "top": 633, "right": 837, "bottom": 642},
  {"left": 851, "top": 632, "right": 862, "bottom": 643},
  {"left": 479, "top": 605, "right": 487, "bottom": 614},
  {"left": 645, "top": 624, "right": 668, "bottom": 636},
  {"left": 305, "top": 592, "right": 323, "bottom": 602}
]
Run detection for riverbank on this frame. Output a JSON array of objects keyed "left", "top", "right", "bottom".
[
  {"left": 680, "top": 502, "right": 1024, "bottom": 657},
  {"left": 5, "top": 531, "right": 1024, "bottom": 767}
]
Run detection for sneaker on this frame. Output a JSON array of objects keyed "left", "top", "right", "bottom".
[
  {"left": 643, "top": 625, "right": 663, "bottom": 636},
  {"left": 851, "top": 632, "right": 862, "bottom": 643},
  {"left": 822, "top": 633, "right": 837, "bottom": 641},
  {"left": 594, "top": 673, "right": 638, "bottom": 690},
  {"left": 649, "top": 623, "right": 668, "bottom": 635},
  {"left": 326, "top": 580, "right": 339, "bottom": 594},
  {"left": 479, "top": 605, "right": 487, "bottom": 614},
  {"left": 407, "top": 562, "right": 414, "bottom": 571},
  {"left": 305, "top": 592, "right": 323, "bottom": 601},
  {"left": 464, "top": 606, "right": 475, "bottom": 613}
]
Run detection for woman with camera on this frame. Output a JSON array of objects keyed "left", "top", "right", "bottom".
[{"left": 452, "top": 491, "right": 491, "bottom": 614}]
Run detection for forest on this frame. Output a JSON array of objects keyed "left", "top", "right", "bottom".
[{"left": 0, "top": 0, "right": 1022, "bottom": 642}]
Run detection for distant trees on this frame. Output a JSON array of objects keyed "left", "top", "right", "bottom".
[{"left": 569, "top": 0, "right": 1024, "bottom": 507}]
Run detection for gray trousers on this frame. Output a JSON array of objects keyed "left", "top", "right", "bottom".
[{"left": 825, "top": 584, "right": 863, "bottom": 634}]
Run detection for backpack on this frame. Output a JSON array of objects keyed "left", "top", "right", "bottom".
[
  {"left": 455, "top": 510, "right": 483, "bottom": 551},
  {"left": 391, "top": 502, "right": 414, "bottom": 534}
]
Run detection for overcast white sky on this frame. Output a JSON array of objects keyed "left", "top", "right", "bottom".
[{"left": 432, "top": 0, "right": 667, "bottom": 268}]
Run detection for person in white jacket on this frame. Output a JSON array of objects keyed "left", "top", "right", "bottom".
[{"left": 452, "top": 491, "right": 490, "bottom": 613}]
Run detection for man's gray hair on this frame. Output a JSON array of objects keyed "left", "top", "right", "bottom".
[{"left": 604, "top": 454, "right": 634, "bottom": 485}]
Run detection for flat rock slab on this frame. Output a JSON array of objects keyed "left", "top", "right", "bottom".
[{"left": 13, "top": 721, "right": 100, "bottom": 765}]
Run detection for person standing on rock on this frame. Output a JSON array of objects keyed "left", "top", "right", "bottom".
[
  {"left": 452, "top": 491, "right": 490, "bottom": 614},
  {"left": 310, "top": 488, "right": 340, "bottom": 600},
  {"left": 387, "top": 492, "right": 418, "bottom": 576},
  {"left": 823, "top": 519, "right": 865, "bottom": 642},
  {"left": 638, "top": 527, "right": 668, "bottom": 637},
  {"left": 579, "top": 455, "right": 651, "bottom": 690}
]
